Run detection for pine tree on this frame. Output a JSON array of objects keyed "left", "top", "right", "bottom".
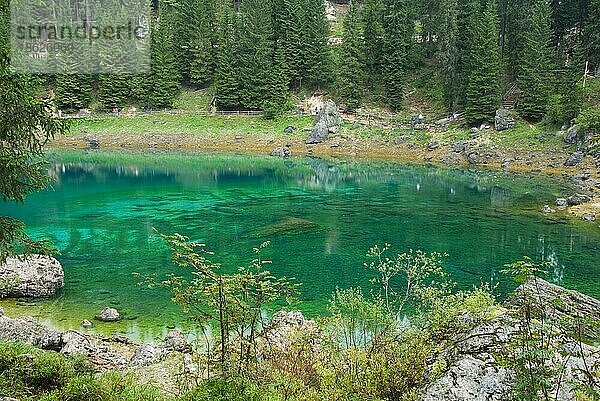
[
  {"left": 273, "top": 0, "right": 304, "bottom": 88},
  {"left": 517, "top": 0, "right": 554, "bottom": 121},
  {"left": 301, "top": 0, "right": 334, "bottom": 89},
  {"left": 148, "top": 7, "right": 181, "bottom": 109},
  {"left": 456, "top": 0, "right": 480, "bottom": 109},
  {"left": 584, "top": 0, "right": 600, "bottom": 72},
  {"left": 464, "top": 0, "right": 501, "bottom": 124},
  {"left": 382, "top": 0, "right": 410, "bottom": 111},
  {"left": 363, "top": 0, "right": 385, "bottom": 89},
  {"left": 338, "top": 1, "right": 364, "bottom": 110},
  {"left": 214, "top": 6, "right": 240, "bottom": 110},
  {"left": 237, "top": 0, "right": 277, "bottom": 110},
  {"left": 438, "top": 0, "right": 459, "bottom": 110}
]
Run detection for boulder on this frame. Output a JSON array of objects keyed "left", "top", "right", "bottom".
[
  {"left": 306, "top": 100, "right": 342, "bottom": 144},
  {"left": 83, "top": 136, "right": 100, "bottom": 149},
  {"left": 284, "top": 126, "right": 296, "bottom": 134},
  {"left": 453, "top": 141, "right": 469, "bottom": 153},
  {"left": 494, "top": 108, "right": 515, "bottom": 131},
  {"left": 96, "top": 307, "right": 121, "bottom": 322},
  {"left": 394, "top": 136, "right": 410, "bottom": 145},
  {"left": 421, "top": 355, "right": 513, "bottom": 401},
  {"left": 427, "top": 141, "right": 439, "bottom": 151},
  {"left": 564, "top": 151, "right": 584, "bottom": 166},
  {"left": 270, "top": 146, "right": 291, "bottom": 158},
  {"left": 130, "top": 343, "right": 163, "bottom": 366},
  {"left": 564, "top": 125, "right": 579, "bottom": 144},
  {"left": 0, "top": 255, "right": 64, "bottom": 298},
  {"left": 262, "top": 311, "right": 319, "bottom": 351},
  {"left": 583, "top": 213, "right": 596, "bottom": 222},
  {"left": 555, "top": 198, "right": 568, "bottom": 207},
  {"left": 82, "top": 319, "right": 93, "bottom": 328},
  {"left": 467, "top": 152, "right": 479, "bottom": 165},
  {"left": 567, "top": 193, "right": 591, "bottom": 206},
  {"left": 541, "top": 205, "right": 556, "bottom": 214},
  {"left": 163, "top": 328, "right": 192, "bottom": 353},
  {"left": 0, "top": 314, "right": 62, "bottom": 349},
  {"left": 470, "top": 128, "right": 480, "bottom": 139}
]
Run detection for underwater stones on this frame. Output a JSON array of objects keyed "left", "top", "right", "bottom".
[
  {"left": 96, "top": 307, "right": 121, "bottom": 322},
  {"left": 250, "top": 217, "right": 319, "bottom": 237},
  {"left": 0, "top": 255, "right": 64, "bottom": 298}
]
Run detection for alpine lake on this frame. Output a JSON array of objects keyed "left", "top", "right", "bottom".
[{"left": 1, "top": 150, "right": 599, "bottom": 342}]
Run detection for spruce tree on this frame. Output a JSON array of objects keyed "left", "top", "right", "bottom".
[
  {"left": 301, "top": 0, "right": 334, "bottom": 89},
  {"left": 464, "top": 0, "right": 501, "bottom": 124},
  {"left": 148, "top": 8, "right": 181, "bottom": 110},
  {"left": 214, "top": 6, "right": 240, "bottom": 110},
  {"left": 363, "top": 0, "right": 385, "bottom": 89},
  {"left": 438, "top": 0, "right": 459, "bottom": 110},
  {"left": 456, "top": 0, "right": 480, "bottom": 109},
  {"left": 382, "top": 0, "right": 410, "bottom": 111},
  {"left": 338, "top": 1, "right": 364, "bottom": 110},
  {"left": 559, "top": 39, "right": 584, "bottom": 124},
  {"left": 584, "top": 0, "right": 600, "bottom": 72},
  {"left": 273, "top": 0, "right": 304, "bottom": 88},
  {"left": 517, "top": 0, "right": 554, "bottom": 121}
]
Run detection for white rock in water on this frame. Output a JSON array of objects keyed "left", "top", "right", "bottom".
[
  {"left": 96, "top": 307, "right": 121, "bottom": 322},
  {"left": 0, "top": 255, "right": 64, "bottom": 298}
]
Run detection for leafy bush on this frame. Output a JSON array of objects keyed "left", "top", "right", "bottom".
[{"left": 0, "top": 342, "right": 164, "bottom": 401}]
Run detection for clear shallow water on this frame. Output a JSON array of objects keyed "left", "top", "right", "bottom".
[{"left": 1, "top": 150, "right": 599, "bottom": 341}]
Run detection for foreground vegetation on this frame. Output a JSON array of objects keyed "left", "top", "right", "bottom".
[{"left": 2, "top": 239, "right": 599, "bottom": 400}]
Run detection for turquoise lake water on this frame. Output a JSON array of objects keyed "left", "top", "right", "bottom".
[{"left": 1, "top": 150, "right": 599, "bottom": 341}]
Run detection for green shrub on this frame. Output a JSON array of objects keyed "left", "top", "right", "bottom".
[{"left": 178, "top": 378, "right": 279, "bottom": 401}]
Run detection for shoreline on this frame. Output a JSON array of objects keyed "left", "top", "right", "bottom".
[{"left": 50, "top": 117, "right": 600, "bottom": 223}]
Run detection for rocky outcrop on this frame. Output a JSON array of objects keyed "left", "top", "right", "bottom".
[
  {"left": 494, "top": 109, "right": 515, "bottom": 131},
  {"left": 0, "top": 255, "right": 64, "bottom": 298},
  {"left": 422, "top": 279, "right": 600, "bottom": 401},
  {"left": 564, "top": 125, "right": 580, "bottom": 144},
  {"left": 306, "top": 100, "right": 342, "bottom": 144},
  {"left": 261, "top": 311, "right": 319, "bottom": 351}
]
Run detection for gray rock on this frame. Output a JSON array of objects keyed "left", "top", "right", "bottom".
[
  {"left": 470, "top": 128, "right": 480, "bottom": 139},
  {"left": 567, "top": 194, "right": 591, "bottom": 206},
  {"left": 494, "top": 108, "right": 515, "bottom": 131},
  {"left": 564, "top": 125, "right": 579, "bottom": 144},
  {"left": 0, "top": 314, "right": 61, "bottom": 349},
  {"left": 60, "top": 331, "right": 95, "bottom": 355},
  {"left": 82, "top": 319, "right": 93, "bottom": 328},
  {"left": 0, "top": 256, "right": 64, "bottom": 298},
  {"left": 509, "top": 277, "right": 600, "bottom": 338},
  {"left": 555, "top": 198, "right": 568, "bottom": 207},
  {"left": 262, "top": 311, "right": 319, "bottom": 351},
  {"left": 270, "top": 146, "right": 291, "bottom": 158},
  {"left": 428, "top": 141, "right": 439, "bottom": 151},
  {"left": 284, "top": 126, "right": 296, "bottom": 134},
  {"left": 541, "top": 205, "right": 556, "bottom": 214},
  {"left": 421, "top": 355, "right": 513, "bottom": 401},
  {"left": 564, "top": 151, "right": 584, "bottom": 166},
  {"left": 0, "top": 397, "right": 20, "bottom": 401},
  {"left": 130, "top": 343, "right": 162, "bottom": 366},
  {"left": 467, "top": 152, "right": 479, "bottom": 165},
  {"left": 453, "top": 141, "right": 469, "bottom": 153},
  {"left": 83, "top": 136, "right": 100, "bottom": 149},
  {"left": 583, "top": 213, "right": 596, "bottom": 222},
  {"left": 501, "top": 158, "right": 514, "bottom": 168},
  {"left": 306, "top": 100, "right": 342, "bottom": 144},
  {"left": 96, "top": 307, "right": 121, "bottom": 322},
  {"left": 163, "top": 328, "right": 192, "bottom": 353},
  {"left": 394, "top": 136, "right": 410, "bottom": 145}
]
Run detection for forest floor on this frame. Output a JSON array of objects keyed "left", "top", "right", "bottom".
[{"left": 49, "top": 111, "right": 600, "bottom": 224}]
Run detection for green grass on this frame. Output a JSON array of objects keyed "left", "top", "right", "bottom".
[{"left": 69, "top": 113, "right": 314, "bottom": 138}]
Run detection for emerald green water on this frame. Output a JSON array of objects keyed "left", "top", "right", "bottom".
[{"left": 1, "top": 150, "right": 599, "bottom": 341}]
